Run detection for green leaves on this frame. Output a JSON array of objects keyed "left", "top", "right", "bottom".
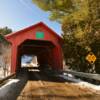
[
  {"left": 0, "top": 34, "right": 8, "bottom": 45},
  {"left": 0, "top": 27, "right": 12, "bottom": 45},
  {"left": 0, "top": 27, "right": 12, "bottom": 35}
]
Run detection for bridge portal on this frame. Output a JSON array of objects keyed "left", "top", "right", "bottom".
[{"left": 5, "top": 22, "right": 63, "bottom": 73}]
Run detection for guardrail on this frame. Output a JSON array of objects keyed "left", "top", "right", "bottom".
[{"left": 61, "top": 70, "right": 100, "bottom": 81}]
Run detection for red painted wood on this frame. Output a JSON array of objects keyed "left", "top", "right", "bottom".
[{"left": 5, "top": 22, "right": 63, "bottom": 73}]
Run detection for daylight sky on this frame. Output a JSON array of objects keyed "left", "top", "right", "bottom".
[{"left": 0, "top": 0, "right": 61, "bottom": 34}]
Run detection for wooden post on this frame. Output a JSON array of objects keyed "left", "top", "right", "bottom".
[{"left": 11, "top": 45, "right": 18, "bottom": 73}]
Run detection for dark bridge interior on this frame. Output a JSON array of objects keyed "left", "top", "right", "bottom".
[{"left": 17, "top": 39, "right": 56, "bottom": 71}]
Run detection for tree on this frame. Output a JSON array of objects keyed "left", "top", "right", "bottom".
[
  {"left": 0, "top": 26, "right": 12, "bottom": 35},
  {"left": 0, "top": 27, "right": 12, "bottom": 45},
  {"left": 32, "top": 0, "right": 100, "bottom": 73},
  {"left": 0, "top": 27, "right": 12, "bottom": 77}
]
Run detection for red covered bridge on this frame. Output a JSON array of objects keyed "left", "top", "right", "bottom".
[{"left": 5, "top": 22, "right": 63, "bottom": 73}]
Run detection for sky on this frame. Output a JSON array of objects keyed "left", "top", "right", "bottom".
[{"left": 0, "top": 0, "right": 61, "bottom": 35}]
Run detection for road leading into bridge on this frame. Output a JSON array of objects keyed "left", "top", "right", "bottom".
[{"left": 0, "top": 68, "right": 100, "bottom": 100}]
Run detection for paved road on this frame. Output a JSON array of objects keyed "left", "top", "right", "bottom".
[{"left": 0, "top": 68, "right": 100, "bottom": 100}]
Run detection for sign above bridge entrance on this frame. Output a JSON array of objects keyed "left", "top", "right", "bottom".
[{"left": 36, "top": 32, "right": 44, "bottom": 39}]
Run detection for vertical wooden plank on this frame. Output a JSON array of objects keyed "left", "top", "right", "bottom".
[{"left": 11, "top": 45, "right": 18, "bottom": 73}]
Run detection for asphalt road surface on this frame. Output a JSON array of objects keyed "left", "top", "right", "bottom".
[{"left": 0, "top": 68, "right": 100, "bottom": 100}]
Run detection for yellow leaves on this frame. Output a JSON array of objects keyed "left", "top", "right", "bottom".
[
  {"left": 61, "top": 0, "right": 89, "bottom": 29},
  {"left": 32, "top": 0, "right": 50, "bottom": 11},
  {"left": 55, "top": 0, "right": 64, "bottom": 6},
  {"left": 85, "top": 46, "right": 91, "bottom": 52},
  {"left": 74, "top": 26, "right": 84, "bottom": 39},
  {"left": 71, "top": 1, "right": 89, "bottom": 23},
  {"left": 72, "top": 10, "right": 88, "bottom": 22}
]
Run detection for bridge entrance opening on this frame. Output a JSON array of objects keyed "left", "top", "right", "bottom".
[
  {"left": 21, "top": 55, "right": 38, "bottom": 67},
  {"left": 21, "top": 54, "right": 39, "bottom": 72},
  {"left": 17, "top": 39, "right": 55, "bottom": 72}
]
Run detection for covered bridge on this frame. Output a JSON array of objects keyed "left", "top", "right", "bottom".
[{"left": 5, "top": 22, "right": 63, "bottom": 73}]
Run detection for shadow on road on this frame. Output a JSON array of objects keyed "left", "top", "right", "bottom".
[{"left": 0, "top": 67, "right": 99, "bottom": 100}]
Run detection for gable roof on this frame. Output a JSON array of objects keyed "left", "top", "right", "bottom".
[{"left": 5, "top": 22, "right": 62, "bottom": 42}]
